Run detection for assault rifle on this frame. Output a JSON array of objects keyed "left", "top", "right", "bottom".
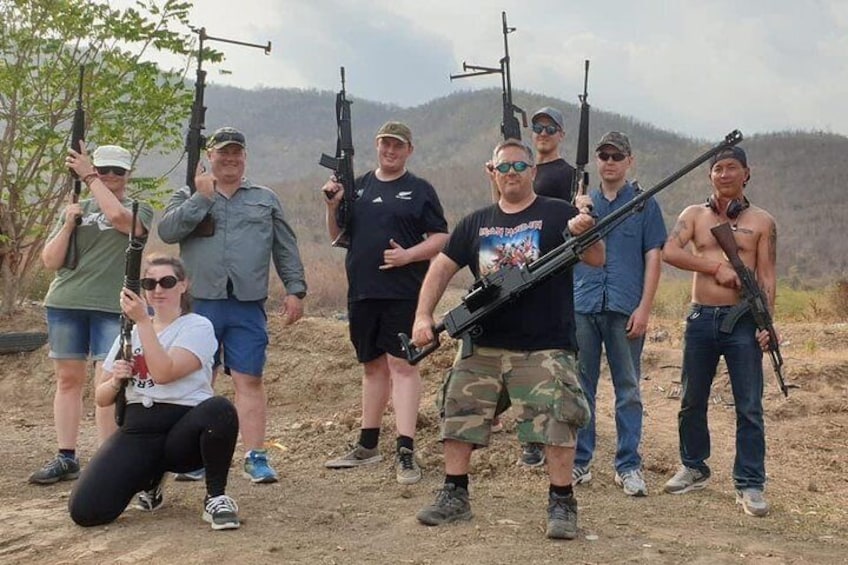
[
  {"left": 571, "top": 60, "right": 590, "bottom": 205},
  {"left": 451, "top": 11, "right": 527, "bottom": 140},
  {"left": 63, "top": 65, "right": 86, "bottom": 270},
  {"left": 399, "top": 130, "right": 744, "bottom": 364},
  {"left": 114, "top": 202, "right": 145, "bottom": 426},
  {"left": 319, "top": 67, "right": 355, "bottom": 248},
  {"left": 710, "top": 222, "right": 788, "bottom": 396},
  {"left": 185, "top": 26, "right": 271, "bottom": 238}
]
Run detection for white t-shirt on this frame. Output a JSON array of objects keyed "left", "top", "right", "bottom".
[{"left": 103, "top": 313, "right": 217, "bottom": 407}]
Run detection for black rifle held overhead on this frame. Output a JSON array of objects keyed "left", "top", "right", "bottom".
[
  {"left": 114, "top": 201, "right": 145, "bottom": 426},
  {"left": 319, "top": 66, "right": 355, "bottom": 249},
  {"left": 710, "top": 222, "right": 788, "bottom": 397},
  {"left": 185, "top": 26, "right": 271, "bottom": 238},
  {"left": 399, "top": 130, "right": 745, "bottom": 364},
  {"left": 571, "top": 60, "right": 591, "bottom": 205},
  {"left": 63, "top": 65, "right": 86, "bottom": 270},
  {"left": 450, "top": 11, "right": 527, "bottom": 140}
]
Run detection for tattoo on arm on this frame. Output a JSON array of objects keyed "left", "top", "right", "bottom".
[
  {"left": 669, "top": 218, "right": 688, "bottom": 247},
  {"left": 768, "top": 223, "right": 777, "bottom": 265}
]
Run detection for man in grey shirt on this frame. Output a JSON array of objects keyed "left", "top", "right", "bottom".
[{"left": 158, "top": 126, "right": 307, "bottom": 484}]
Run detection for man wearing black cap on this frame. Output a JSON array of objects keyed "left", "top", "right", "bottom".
[
  {"left": 159, "top": 126, "right": 307, "bottom": 485},
  {"left": 662, "top": 146, "right": 777, "bottom": 517}
]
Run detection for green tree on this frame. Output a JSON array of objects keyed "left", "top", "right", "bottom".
[{"left": 0, "top": 0, "right": 202, "bottom": 314}]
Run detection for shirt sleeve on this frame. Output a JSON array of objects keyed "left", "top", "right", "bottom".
[
  {"left": 270, "top": 196, "right": 307, "bottom": 297},
  {"left": 642, "top": 198, "right": 668, "bottom": 252},
  {"left": 169, "top": 315, "right": 217, "bottom": 366},
  {"left": 157, "top": 186, "right": 214, "bottom": 243}
]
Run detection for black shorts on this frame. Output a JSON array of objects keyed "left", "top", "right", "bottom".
[{"left": 348, "top": 299, "right": 416, "bottom": 363}]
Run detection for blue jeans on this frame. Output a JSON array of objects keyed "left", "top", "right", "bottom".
[
  {"left": 574, "top": 311, "right": 644, "bottom": 473},
  {"left": 679, "top": 304, "right": 765, "bottom": 490},
  {"left": 46, "top": 307, "right": 121, "bottom": 360}
]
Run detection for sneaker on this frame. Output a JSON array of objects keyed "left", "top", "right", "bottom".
[
  {"left": 416, "top": 484, "right": 473, "bottom": 526},
  {"left": 202, "top": 494, "right": 240, "bottom": 530},
  {"left": 173, "top": 468, "right": 205, "bottom": 482},
  {"left": 243, "top": 450, "right": 279, "bottom": 484},
  {"left": 572, "top": 464, "right": 593, "bottom": 485},
  {"left": 28, "top": 455, "right": 80, "bottom": 485},
  {"left": 664, "top": 465, "right": 710, "bottom": 494},
  {"left": 546, "top": 492, "right": 578, "bottom": 540},
  {"left": 736, "top": 488, "right": 769, "bottom": 517},
  {"left": 135, "top": 479, "right": 164, "bottom": 511},
  {"left": 615, "top": 469, "right": 648, "bottom": 497},
  {"left": 396, "top": 447, "right": 422, "bottom": 485},
  {"left": 325, "top": 444, "right": 383, "bottom": 469},
  {"left": 491, "top": 416, "right": 504, "bottom": 433},
  {"left": 518, "top": 443, "right": 546, "bottom": 468}
]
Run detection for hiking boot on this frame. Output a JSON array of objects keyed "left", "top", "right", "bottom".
[
  {"left": 173, "top": 468, "right": 205, "bottom": 482},
  {"left": 28, "top": 454, "right": 80, "bottom": 485},
  {"left": 135, "top": 478, "right": 164, "bottom": 511},
  {"left": 615, "top": 469, "right": 648, "bottom": 497},
  {"left": 518, "top": 443, "right": 546, "bottom": 468},
  {"left": 243, "top": 450, "right": 279, "bottom": 484},
  {"left": 572, "top": 464, "right": 593, "bottom": 485},
  {"left": 416, "top": 484, "right": 473, "bottom": 526},
  {"left": 736, "top": 488, "right": 769, "bottom": 517},
  {"left": 202, "top": 494, "right": 240, "bottom": 530},
  {"left": 325, "top": 444, "right": 382, "bottom": 469},
  {"left": 395, "top": 447, "right": 422, "bottom": 485},
  {"left": 664, "top": 465, "right": 710, "bottom": 494},
  {"left": 546, "top": 492, "right": 578, "bottom": 540}
]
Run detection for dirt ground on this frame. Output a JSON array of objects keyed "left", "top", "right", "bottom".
[{"left": 0, "top": 303, "right": 846, "bottom": 565}]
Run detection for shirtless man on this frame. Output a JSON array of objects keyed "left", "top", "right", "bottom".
[{"left": 661, "top": 146, "right": 777, "bottom": 517}]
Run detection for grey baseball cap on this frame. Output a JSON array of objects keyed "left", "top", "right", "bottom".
[{"left": 531, "top": 107, "right": 564, "bottom": 130}]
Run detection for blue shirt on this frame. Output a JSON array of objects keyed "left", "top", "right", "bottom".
[{"left": 573, "top": 182, "right": 667, "bottom": 315}]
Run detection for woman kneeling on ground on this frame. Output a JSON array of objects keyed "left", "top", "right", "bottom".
[{"left": 68, "top": 255, "right": 240, "bottom": 530}]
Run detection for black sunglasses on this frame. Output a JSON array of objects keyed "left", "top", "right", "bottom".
[
  {"left": 494, "top": 161, "right": 530, "bottom": 173},
  {"left": 96, "top": 166, "right": 128, "bottom": 176},
  {"left": 532, "top": 123, "right": 560, "bottom": 135},
  {"left": 140, "top": 276, "right": 179, "bottom": 291},
  {"left": 597, "top": 152, "right": 627, "bottom": 162}
]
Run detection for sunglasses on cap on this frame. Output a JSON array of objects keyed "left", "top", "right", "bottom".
[
  {"left": 140, "top": 276, "right": 179, "bottom": 291},
  {"left": 96, "top": 166, "right": 128, "bottom": 176},
  {"left": 532, "top": 124, "right": 560, "bottom": 135},
  {"left": 597, "top": 151, "right": 627, "bottom": 162},
  {"left": 208, "top": 130, "right": 246, "bottom": 147},
  {"left": 494, "top": 161, "right": 531, "bottom": 173}
]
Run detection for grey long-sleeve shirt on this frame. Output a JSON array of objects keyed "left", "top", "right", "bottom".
[{"left": 158, "top": 179, "right": 307, "bottom": 302}]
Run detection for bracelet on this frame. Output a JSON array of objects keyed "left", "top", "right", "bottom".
[{"left": 82, "top": 172, "right": 98, "bottom": 185}]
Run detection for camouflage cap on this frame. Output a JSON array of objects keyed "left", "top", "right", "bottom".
[
  {"left": 375, "top": 121, "right": 412, "bottom": 145},
  {"left": 207, "top": 126, "right": 246, "bottom": 150},
  {"left": 595, "top": 131, "right": 632, "bottom": 155}
]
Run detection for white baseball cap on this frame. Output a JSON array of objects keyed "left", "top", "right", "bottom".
[{"left": 92, "top": 145, "right": 132, "bottom": 170}]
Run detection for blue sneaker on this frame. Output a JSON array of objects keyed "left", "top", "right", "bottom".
[
  {"left": 243, "top": 450, "right": 278, "bottom": 484},
  {"left": 29, "top": 454, "right": 80, "bottom": 485}
]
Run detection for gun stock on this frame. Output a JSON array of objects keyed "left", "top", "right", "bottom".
[
  {"left": 571, "top": 60, "right": 590, "bottom": 204},
  {"left": 400, "top": 130, "right": 744, "bottom": 364},
  {"left": 711, "top": 222, "right": 788, "bottom": 396},
  {"left": 63, "top": 65, "right": 86, "bottom": 270}
]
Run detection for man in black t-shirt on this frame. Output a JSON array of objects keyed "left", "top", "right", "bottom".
[
  {"left": 321, "top": 121, "right": 449, "bottom": 485},
  {"left": 411, "top": 139, "right": 604, "bottom": 540}
]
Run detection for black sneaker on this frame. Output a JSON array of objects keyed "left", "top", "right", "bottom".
[
  {"left": 519, "top": 443, "right": 546, "bottom": 468},
  {"left": 203, "top": 494, "right": 240, "bottom": 530},
  {"left": 134, "top": 478, "right": 164, "bottom": 511},
  {"left": 416, "top": 484, "right": 473, "bottom": 526},
  {"left": 28, "top": 455, "right": 80, "bottom": 485},
  {"left": 546, "top": 492, "right": 578, "bottom": 540}
]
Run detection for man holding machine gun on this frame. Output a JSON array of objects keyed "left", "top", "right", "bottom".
[
  {"left": 33, "top": 144, "right": 154, "bottom": 484},
  {"left": 662, "top": 146, "right": 777, "bottom": 517},
  {"left": 571, "top": 132, "right": 666, "bottom": 496},
  {"left": 321, "top": 121, "right": 448, "bottom": 485},
  {"left": 411, "top": 139, "right": 603, "bottom": 539}
]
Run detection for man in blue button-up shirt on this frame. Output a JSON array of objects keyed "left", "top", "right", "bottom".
[{"left": 571, "top": 131, "right": 666, "bottom": 497}]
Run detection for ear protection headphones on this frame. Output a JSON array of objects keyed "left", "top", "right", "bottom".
[{"left": 705, "top": 195, "right": 750, "bottom": 219}]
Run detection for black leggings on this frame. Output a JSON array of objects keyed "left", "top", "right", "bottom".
[{"left": 68, "top": 396, "right": 238, "bottom": 527}]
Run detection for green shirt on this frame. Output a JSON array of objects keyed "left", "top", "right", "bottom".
[{"left": 44, "top": 197, "right": 154, "bottom": 313}]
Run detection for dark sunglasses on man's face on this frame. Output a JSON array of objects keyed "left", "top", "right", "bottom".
[
  {"left": 494, "top": 161, "right": 530, "bottom": 173},
  {"left": 96, "top": 166, "right": 128, "bottom": 176},
  {"left": 140, "top": 276, "right": 179, "bottom": 291},
  {"left": 597, "top": 152, "right": 627, "bottom": 162},
  {"left": 532, "top": 123, "right": 559, "bottom": 135}
]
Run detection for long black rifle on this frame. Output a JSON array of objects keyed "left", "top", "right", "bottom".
[
  {"left": 319, "top": 67, "right": 355, "bottom": 248},
  {"left": 450, "top": 11, "right": 527, "bottom": 140},
  {"left": 63, "top": 65, "right": 86, "bottom": 270},
  {"left": 399, "top": 130, "right": 745, "bottom": 364},
  {"left": 571, "top": 60, "right": 591, "bottom": 204},
  {"left": 114, "top": 202, "right": 145, "bottom": 426},
  {"left": 185, "top": 26, "right": 271, "bottom": 238}
]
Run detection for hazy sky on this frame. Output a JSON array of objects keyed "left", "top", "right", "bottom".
[{"left": 116, "top": 0, "right": 846, "bottom": 140}]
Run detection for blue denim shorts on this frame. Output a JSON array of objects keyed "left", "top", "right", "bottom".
[
  {"left": 194, "top": 298, "right": 268, "bottom": 377},
  {"left": 46, "top": 307, "right": 121, "bottom": 360}
]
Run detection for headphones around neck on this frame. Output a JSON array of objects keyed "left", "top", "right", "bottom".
[{"left": 706, "top": 195, "right": 750, "bottom": 220}]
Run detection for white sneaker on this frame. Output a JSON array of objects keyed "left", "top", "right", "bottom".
[
  {"left": 736, "top": 488, "right": 769, "bottom": 517},
  {"left": 615, "top": 469, "right": 648, "bottom": 497}
]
